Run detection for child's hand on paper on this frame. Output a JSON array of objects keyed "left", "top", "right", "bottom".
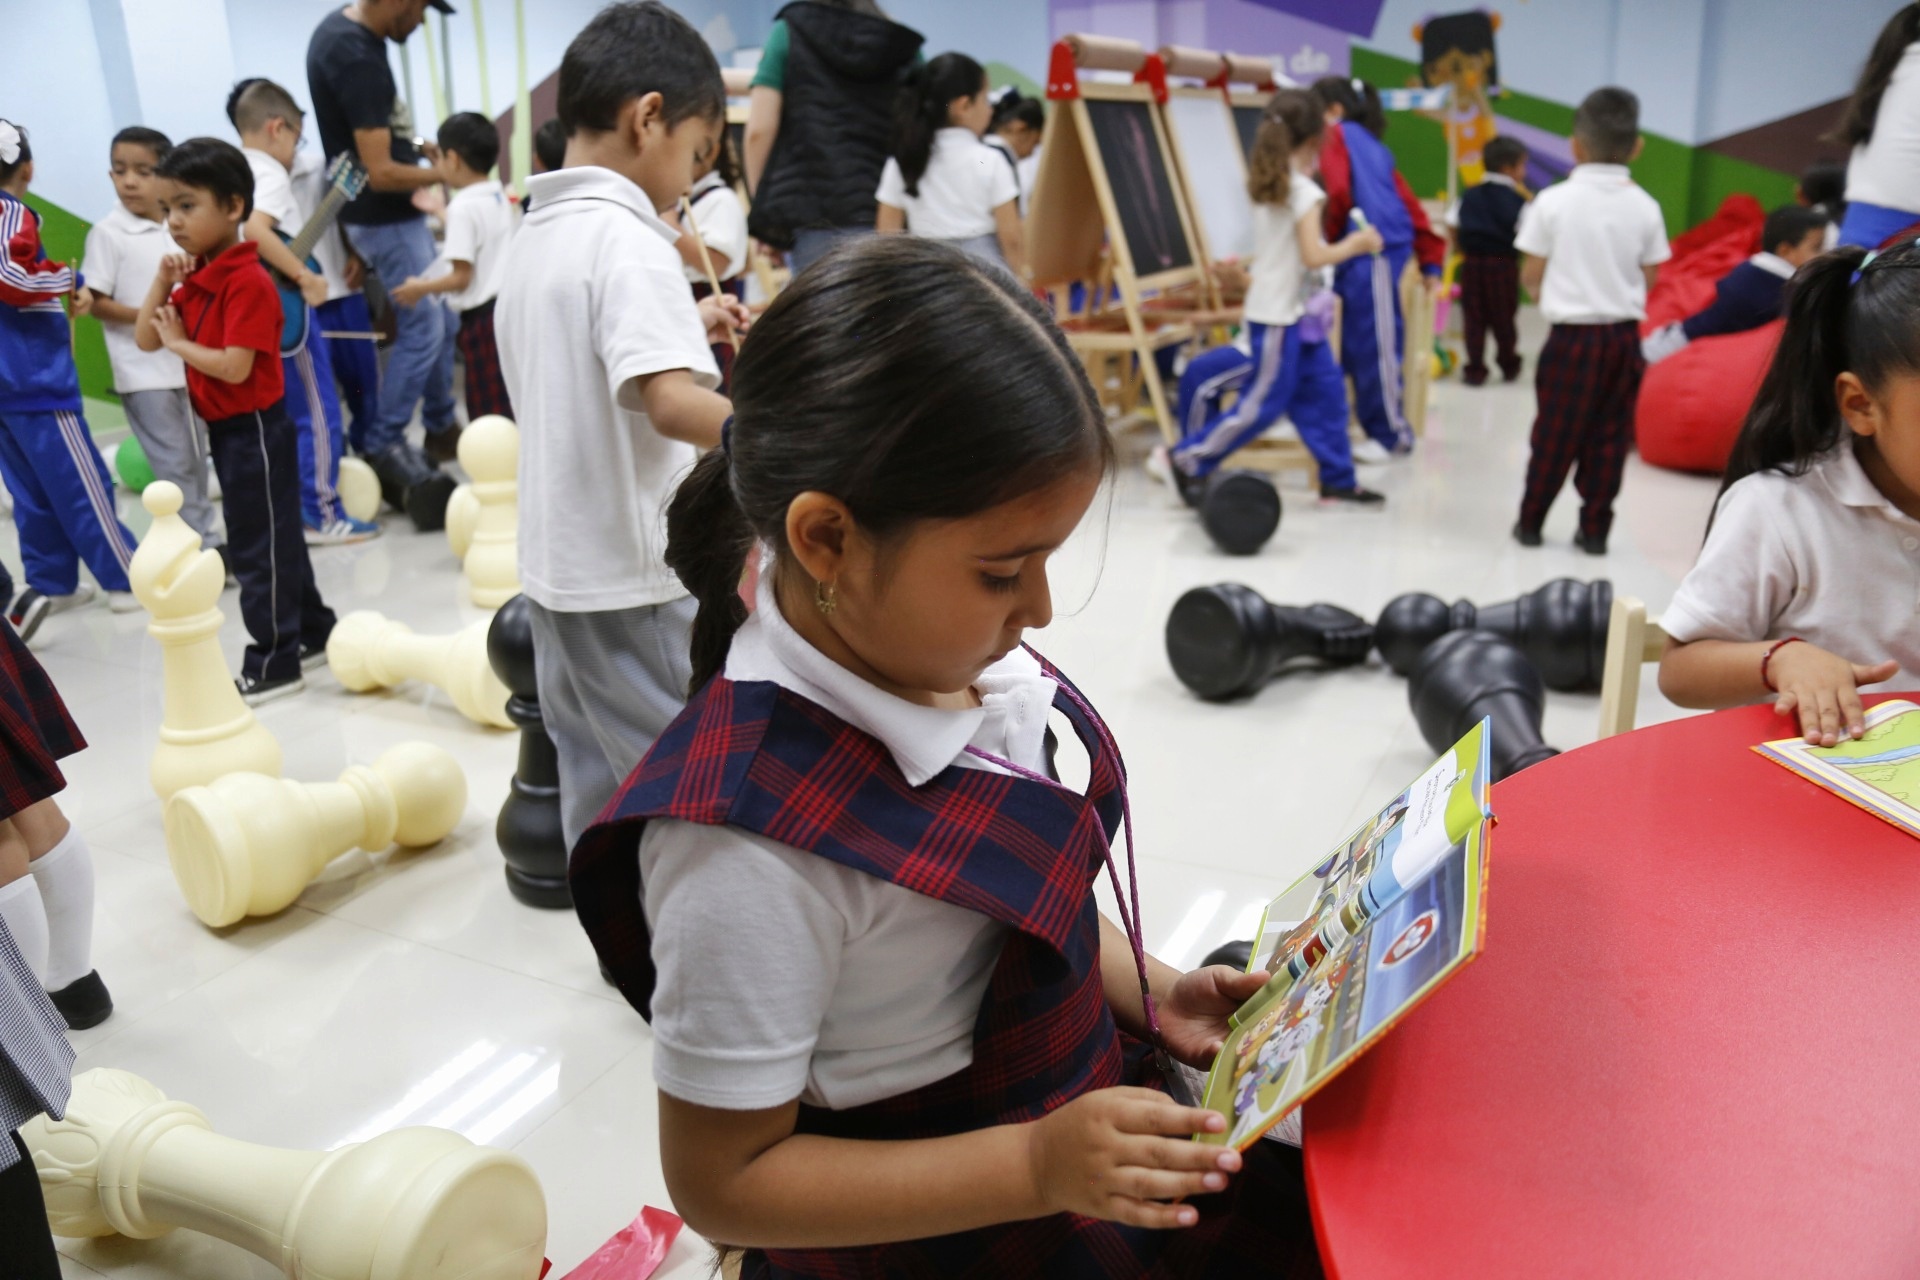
[
  {"left": 1769, "top": 641, "right": 1898, "bottom": 746},
  {"left": 1158, "top": 965, "right": 1276, "bottom": 1069},
  {"left": 1024, "top": 1087, "right": 1242, "bottom": 1228}
]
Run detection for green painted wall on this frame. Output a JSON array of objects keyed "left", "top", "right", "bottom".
[
  {"left": 1350, "top": 46, "right": 1797, "bottom": 237},
  {"left": 22, "top": 194, "right": 116, "bottom": 406}
]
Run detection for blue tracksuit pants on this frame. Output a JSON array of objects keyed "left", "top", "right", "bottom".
[
  {"left": 1335, "top": 243, "right": 1413, "bottom": 450},
  {"left": 0, "top": 409, "right": 136, "bottom": 595},
  {"left": 315, "top": 293, "right": 381, "bottom": 455},
  {"left": 1172, "top": 322, "right": 1355, "bottom": 492},
  {"left": 282, "top": 323, "right": 348, "bottom": 528}
]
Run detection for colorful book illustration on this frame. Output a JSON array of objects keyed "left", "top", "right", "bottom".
[
  {"left": 1756, "top": 699, "right": 1920, "bottom": 839},
  {"left": 1196, "top": 720, "right": 1493, "bottom": 1150}
]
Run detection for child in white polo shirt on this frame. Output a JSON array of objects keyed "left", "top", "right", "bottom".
[
  {"left": 1659, "top": 238, "right": 1920, "bottom": 748},
  {"left": 83, "top": 126, "right": 222, "bottom": 556},
  {"left": 876, "top": 53, "right": 1023, "bottom": 274},
  {"left": 1511, "top": 86, "right": 1669, "bottom": 556},
  {"left": 494, "top": 1, "right": 748, "bottom": 851}
]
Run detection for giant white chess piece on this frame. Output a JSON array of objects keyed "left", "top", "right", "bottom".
[
  {"left": 446, "top": 483, "right": 480, "bottom": 559},
  {"left": 336, "top": 455, "right": 382, "bottom": 524},
  {"left": 327, "top": 611, "right": 514, "bottom": 728},
  {"left": 164, "top": 742, "right": 467, "bottom": 927},
  {"left": 22, "top": 1067, "right": 547, "bottom": 1280},
  {"left": 131, "top": 482, "right": 283, "bottom": 799},
  {"left": 459, "top": 414, "right": 520, "bottom": 608}
]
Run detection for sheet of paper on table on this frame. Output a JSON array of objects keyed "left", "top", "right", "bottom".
[
  {"left": 1756, "top": 698, "right": 1920, "bottom": 839},
  {"left": 1196, "top": 720, "right": 1493, "bottom": 1151}
]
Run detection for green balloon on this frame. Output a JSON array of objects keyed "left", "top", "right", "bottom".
[{"left": 115, "top": 435, "right": 154, "bottom": 493}]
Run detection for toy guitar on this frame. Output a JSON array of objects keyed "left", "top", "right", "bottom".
[{"left": 268, "top": 152, "right": 369, "bottom": 356}]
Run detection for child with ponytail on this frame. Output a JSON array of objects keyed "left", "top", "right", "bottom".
[
  {"left": 570, "top": 236, "right": 1321, "bottom": 1279},
  {"left": 1659, "top": 241, "right": 1920, "bottom": 745},
  {"left": 876, "top": 53, "right": 1024, "bottom": 273},
  {"left": 1169, "top": 89, "right": 1385, "bottom": 506}
]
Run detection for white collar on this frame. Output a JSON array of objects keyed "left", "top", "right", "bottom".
[
  {"left": 935, "top": 126, "right": 980, "bottom": 147},
  {"left": 1570, "top": 163, "right": 1632, "bottom": 184},
  {"left": 523, "top": 167, "right": 677, "bottom": 241},
  {"left": 104, "top": 203, "right": 166, "bottom": 234},
  {"left": 726, "top": 564, "right": 1057, "bottom": 787},
  {"left": 1749, "top": 251, "right": 1795, "bottom": 279},
  {"left": 1483, "top": 173, "right": 1519, "bottom": 189},
  {"left": 449, "top": 178, "right": 503, "bottom": 203},
  {"left": 240, "top": 145, "right": 283, "bottom": 172},
  {"left": 1819, "top": 442, "right": 1920, "bottom": 524},
  {"left": 689, "top": 170, "right": 726, "bottom": 198}
]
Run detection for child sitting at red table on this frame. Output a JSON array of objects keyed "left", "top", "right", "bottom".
[
  {"left": 1658, "top": 238, "right": 1920, "bottom": 746},
  {"left": 1641, "top": 205, "right": 1828, "bottom": 364}
]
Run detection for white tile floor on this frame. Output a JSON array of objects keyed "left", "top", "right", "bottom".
[{"left": 30, "top": 311, "right": 1719, "bottom": 1277}]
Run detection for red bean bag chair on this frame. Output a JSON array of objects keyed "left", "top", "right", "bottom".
[
  {"left": 1635, "top": 319, "right": 1782, "bottom": 474},
  {"left": 1641, "top": 194, "right": 1765, "bottom": 335}
]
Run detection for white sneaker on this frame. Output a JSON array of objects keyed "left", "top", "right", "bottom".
[
  {"left": 1351, "top": 439, "right": 1392, "bottom": 465},
  {"left": 107, "top": 590, "right": 140, "bottom": 613},
  {"left": 305, "top": 517, "right": 381, "bottom": 546},
  {"left": 47, "top": 584, "right": 95, "bottom": 614},
  {"left": 1144, "top": 444, "right": 1178, "bottom": 494}
]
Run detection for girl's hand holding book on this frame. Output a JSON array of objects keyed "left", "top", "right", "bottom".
[
  {"left": 1157, "top": 964, "right": 1275, "bottom": 1068},
  {"left": 1768, "top": 640, "right": 1898, "bottom": 746},
  {"left": 1024, "top": 1087, "right": 1242, "bottom": 1229}
]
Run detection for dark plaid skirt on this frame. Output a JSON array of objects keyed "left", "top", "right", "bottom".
[{"left": 0, "top": 618, "right": 82, "bottom": 818}]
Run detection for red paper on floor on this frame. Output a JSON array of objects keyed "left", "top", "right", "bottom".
[{"left": 560, "top": 1206, "right": 685, "bottom": 1279}]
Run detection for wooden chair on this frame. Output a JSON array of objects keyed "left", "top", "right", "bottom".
[{"left": 1596, "top": 595, "right": 1670, "bottom": 739}]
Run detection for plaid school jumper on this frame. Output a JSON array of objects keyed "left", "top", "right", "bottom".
[
  {"left": 0, "top": 617, "right": 83, "bottom": 818},
  {"left": 1518, "top": 320, "right": 1644, "bottom": 542},
  {"left": 571, "top": 659, "right": 1322, "bottom": 1280}
]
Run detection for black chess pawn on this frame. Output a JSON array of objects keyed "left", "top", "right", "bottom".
[
  {"left": 487, "top": 594, "right": 570, "bottom": 908},
  {"left": 1175, "top": 467, "right": 1283, "bottom": 556},
  {"left": 1375, "top": 578, "right": 1614, "bottom": 692},
  {"left": 1165, "top": 583, "right": 1375, "bottom": 701},
  {"left": 1407, "top": 630, "right": 1560, "bottom": 781},
  {"left": 365, "top": 443, "right": 458, "bottom": 532}
]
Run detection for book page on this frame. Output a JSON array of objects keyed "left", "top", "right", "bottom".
[{"left": 1756, "top": 699, "right": 1920, "bottom": 839}]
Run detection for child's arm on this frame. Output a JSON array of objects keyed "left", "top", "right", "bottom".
[
  {"left": 1097, "top": 913, "right": 1271, "bottom": 1068},
  {"left": 632, "top": 369, "right": 732, "bottom": 450},
  {"left": 150, "top": 302, "right": 255, "bottom": 384},
  {"left": 659, "top": 1086, "right": 1238, "bottom": 1248},
  {"left": 1643, "top": 263, "right": 1660, "bottom": 294},
  {"left": 1521, "top": 254, "right": 1547, "bottom": 298},
  {"left": 1296, "top": 198, "right": 1383, "bottom": 269},
  {"left": 133, "top": 254, "right": 191, "bottom": 353},
  {"left": 244, "top": 211, "right": 328, "bottom": 308},
  {"left": 993, "top": 199, "right": 1025, "bottom": 278},
  {"left": 391, "top": 260, "right": 471, "bottom": 308},
  {"left": 876, "top": 203, "right": 906, "bottom": 234},
  {"left": 1659, "top": 638, "right": 1896, "bottom": 746},
  {"left": 89, "top": 295, "right": 140, "bottom": 325}
]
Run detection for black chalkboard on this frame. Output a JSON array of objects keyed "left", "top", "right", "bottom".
[
  {"left": 1232, "top": 105, "right": 1262, "bottom": 161},
  {"left": 1084, "top": 98, "right": 1194, "bottom": 277}
]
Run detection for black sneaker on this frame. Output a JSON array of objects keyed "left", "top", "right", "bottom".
[
  {"left": 9, "top": 588, "right": 50, "bottom": 642},
  {"left": 1319, "top": 486, "right": 1387, "bottom": 507},
  {"left": 300, "top": 641, "right": 329, "bottom": 671},
  {"left": 47, "top": 969, "right": 112, "bottom": 1030},
  {"left": 1512, "top": 523, "right": 1543, "bottom": 548},
  {"left": 236, "top": 672, "right": 305, "bottom": 706},
  {"left": 1576, "top": 533, "right": 1608, "bottom": 556},
  {"left": 424, "top": 422, "right": 464, "bottom": 465}
]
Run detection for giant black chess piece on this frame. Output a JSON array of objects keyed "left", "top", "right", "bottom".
[
  {"left": 1175, "top": 468, "right": 1282, "bottom": 556},
  {"left": 1407, "top": 630, "right": 1560, "bottom": 781},
  {"left": 1166, "top": 583, "right": 1375, "bottom": 701},
  {"left": 367, "top": 443, "right": 458, "bottom": 532},
  {"left": 1375, "top": 578, "right": 1613, "bottom": 691},
  {"left": 487, "top": 594, "right": 570, "bottom": 908}
]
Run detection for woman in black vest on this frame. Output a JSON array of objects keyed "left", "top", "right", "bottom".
[{"left": 743, "top": 1, "right": 923, "bottom": 274}]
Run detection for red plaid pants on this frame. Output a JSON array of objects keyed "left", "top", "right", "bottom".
[
  {"left": 456, "top": 300, "right": 514, "bottom": 421},
  {"left": 1518, "top": 321, "right": 1644, "bottom": 541},
  {"left": 1460, "top": 253, "right": 1521, "bottom": 380}
]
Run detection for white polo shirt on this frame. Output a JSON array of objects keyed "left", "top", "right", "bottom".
[
  {"left": 241, "top": 147, "right": 302, "bottom": 231},
  {"left": 641, "top": 566, "right": 1058, "bottom": 1111},
  {"left": 680, "top": 171, "right": 747, "bottom": 285},
  {"left": 876, "top": 127, "right": 1020, "bottom": 241},
  {"left": 495, "top": 166, "right": 718, "bottom": 613},
  {"left": 441, "top": 179, "right": 518, "bottom": 312},
  {"left": 1846, "top": 41, "right": 1920, "bottom": 213},
  {"left": 292, "top": 144, "right": 353, "bottom": 302},
  {"left": 82, "top": 204, "right": 185, "bottom": 392},
  {"left": 1244, "top": 170, "right": 1325, "bottom": 327},
  {"left": 1514, "top": 163, "right": 1669, "bottom": 323},
  {"left": 1663, "top": 443, "right": 1920, "bottom": 688}
]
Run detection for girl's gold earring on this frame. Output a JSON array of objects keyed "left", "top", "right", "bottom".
[{"left": 815, "top": 580, "right": 838, "bottom": 616}]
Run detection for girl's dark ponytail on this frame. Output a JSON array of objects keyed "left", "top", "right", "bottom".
[
  {"left": 893, "top": 53, "right": 986, "bottom": 196},
  {"left": 1716, "top": 239, "right": 1920, "bottom": 528},
  {"left": 1835, "top": 4, "right": 1920, "bottom": 147},
  {"left": 664, "top": 448, "right": 755, "bottom": 692}
]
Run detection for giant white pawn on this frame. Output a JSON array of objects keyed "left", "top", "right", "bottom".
[
  {"left": 445, "top": 482, "right": 479, "bottom": 559},
  {"left": 458, "top": 414, "right": 520, "bottom": 608},
  {"left": 132, "top": 482, "right": 283, "bottom": 799},
  {"left": 327, "top": 612, "right": 514, "bottom": 728},
  {"left": 23, "top": 1067, "right": 547, "bottom": 1280},
  {"left": 164, "top": 742, "right": 467, "bottom": 926}
]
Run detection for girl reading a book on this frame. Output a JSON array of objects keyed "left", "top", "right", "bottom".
[
  {"left": 568, "top": 236, "right": 1324, "bottom": 1279},
  {"left": 1659, "top": 240, "right": 1920, "bottom": 746}
]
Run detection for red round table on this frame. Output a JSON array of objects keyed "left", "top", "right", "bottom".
[{"left": 1302, "top": 698, "right": 1920, "bottom": 1279}]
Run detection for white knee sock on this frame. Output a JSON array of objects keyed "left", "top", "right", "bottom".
[
  {"left": 0, "top": 874, "right": 50, "bottom": 987},
  {"left": 28, "top": 827, "right": 94, "bottom": 990}
]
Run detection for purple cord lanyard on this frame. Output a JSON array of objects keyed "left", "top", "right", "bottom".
[{"left": 963, "top": 673, "right": 1196, "bottom": 1106}]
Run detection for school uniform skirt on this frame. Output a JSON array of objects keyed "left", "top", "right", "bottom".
[{"left": 0, "top": 618, "right": 82, "bottom": 819}]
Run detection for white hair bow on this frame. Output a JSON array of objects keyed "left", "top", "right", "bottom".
[{"left": 0, "top": 121, "right": 20, "bottom": 166}]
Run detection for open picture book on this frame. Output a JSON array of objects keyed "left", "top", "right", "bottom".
[
  {"left": 1757, "top": 698, "right": 1920, "bottom": 839},
  {"left": 1195, "top": 720, "right": 1494, "bottom": 1150}
]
